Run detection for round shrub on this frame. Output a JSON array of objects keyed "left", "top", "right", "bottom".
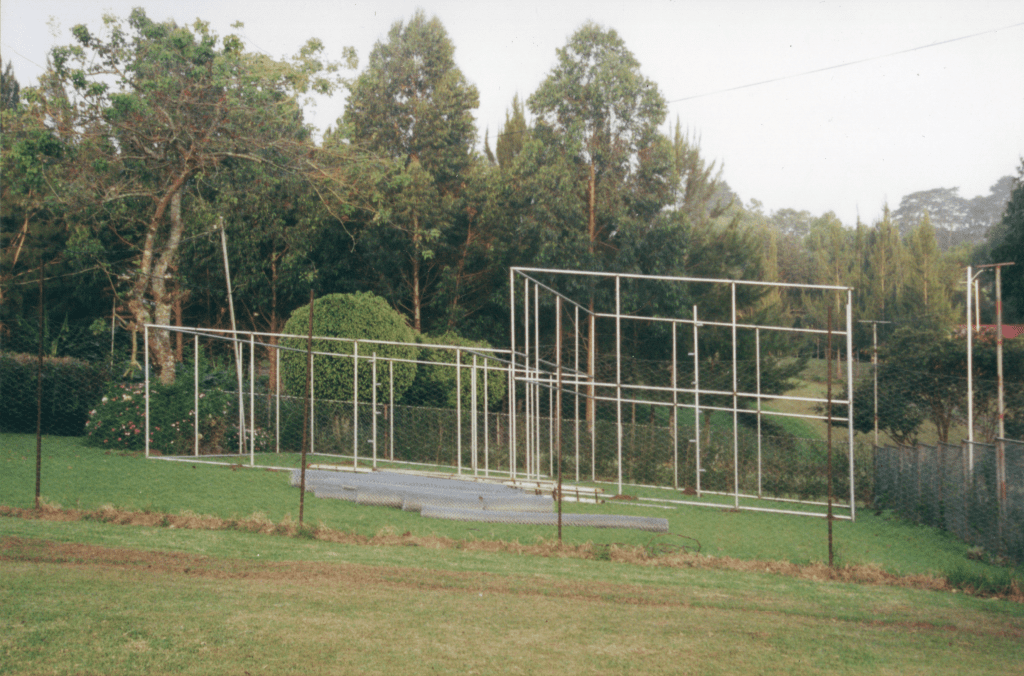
[
  {"left": 406, "top": 331, "right": 507, "bottom": 411},
  {"left": 280, "top": 292, "right": 419, "bottom": 404}
]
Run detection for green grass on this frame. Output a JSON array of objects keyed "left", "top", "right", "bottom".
[
  {"left": 2, "top": 517, "right": 1024, "bottom": 675},
  {"left": 0, "top": 432, "right": 1016, "bottom": 584}
]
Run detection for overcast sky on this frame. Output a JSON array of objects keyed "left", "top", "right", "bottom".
[{"left": 3, "top": 0, "right": 1022, "bottom": 226}]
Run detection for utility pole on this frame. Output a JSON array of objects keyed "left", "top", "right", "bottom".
[
  {"left": 858, "top": 320, "right": 892, "bottom": 447},
  {"left": 975, "top": 262, "right": 1015, "bottom": 440}
]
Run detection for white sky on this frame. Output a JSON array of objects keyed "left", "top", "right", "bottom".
[{"left": 3, "top": 0, "right": 1023, "bottom": 226}]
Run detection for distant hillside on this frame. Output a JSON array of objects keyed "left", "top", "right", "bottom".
[{"left": 892, "top": 176, "right": 1014, "bottom": 250}]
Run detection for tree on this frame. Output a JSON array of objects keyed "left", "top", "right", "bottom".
[
  {"left": 495, "top": 93, "right": 527, "bottom": 170},
  {"left": 41, "top": 9, "right": 349, "bottom": 383},
  {"left": 342, "top": 10, "right": 480, "bottom": 332},
  {"left": 840, "top": 324, "right": 1024, "bottom": 445},
  {"left": 526, "top": 22, "right": 673, "bottom": 419},
  {"left": 1, "top": 60, "right": 20, "bottom": 112},
  {"left": 988, "top": 159, "right": 1024, "bottom": 322},
  {"left": 528, "top": 22, "right": 670, "bottom": 267}
]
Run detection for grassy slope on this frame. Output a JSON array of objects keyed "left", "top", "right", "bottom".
[
  {"left": 3, "top": 433, "right": 1024, "bottom": 674},
  {"left": 2, "top": 517, "right": 1023, "bottom": 675},
  {"left": 0, "top": 433, "right": 1012, "bottom": 579}
]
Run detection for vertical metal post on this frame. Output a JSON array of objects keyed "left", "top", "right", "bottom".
[
  {"left": 574, "top": 305, "right": 580, "bottom": 482},
  {"left": 731, "top": 282, "right": 739, "bottom": 509},
  {"left": 389, "top": 361, "right": 395, "bottom": 462},
  {"left": 220, "top": 224, "right": 245, "bottom": 456},
  {"left": 472, "top": 354, "right": 479, "bottom": 475},
  {"left": 672, "top": 321, "right": 678, "bottom": 491},
  {"left": 590, "top": 312, "right": 596, "bottom": 482},
  {"left": 145, "top": 325, "right": 150, "bottom": 459},
  {"left": 299, "top": 289, "right": 314, "bottom": 525},
  {"left": 194, "top": 332, "right": 199, "bottom": 457},
  {"left": 353, "top": 341, "right": 359, "bottom": 468},
  {"left": 249, "top": 332, "right": 255, "bottom": 466},
  {"left": 557, "top": 295, "right": 563, "bottom": 544},
  {"left": 509, "top": 269, "right": 517, "bottom": 480},
  {"left": 534, "top": 282, "right": 541, "bottom": 479},
  {"left": 995, "top": 265, "right": 1006, "bottom": 440},
  {"left": 275, "top": 348, "right": 281, "bottom": 454},
  {"left": 483, "top": 358, "right": 490, "bottom": 477},
  {"left": 457, "top": 347, "right": 463, "bottom": 475},
  {"left": 372, "top": 353, "right": 378, "bottom": 468},
  {"left": 966, "top": 266, "right": 974, "bottom": 465},
  {"left": 872, "top": 321, "right": 879, "bottom": 448},
  {"left": 310, "top": 351, "right": 315, "bottom": 456},
  {"left": 756, "top": 328, "right": 762, "bottom": 498},
  {"left": 616, "top": 276, "right": 623, "bottom": 496},
  {"left": 693, "top": 305, "right": 701, "bottom": 498},
  {"left": 847, "top": 296, "right": 856, "bottom": 520},
  {"left": 524, "top": 278, "right": 531, "bottom": 480},
  {"left": 827, "top": 306, "right": 834, "bottom": 566}
]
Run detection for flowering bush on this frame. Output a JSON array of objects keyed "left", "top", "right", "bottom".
[{"left": 84, "top": 377, "right": 236, "bottom": 455}]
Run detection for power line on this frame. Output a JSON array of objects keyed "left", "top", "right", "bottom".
[{"left": 666, "top": 21, "right": 1024, "bottom": 104}]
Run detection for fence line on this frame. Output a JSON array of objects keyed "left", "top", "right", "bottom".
[{"left": 874, "top": 439, "right": 1024, "bottom": 562}]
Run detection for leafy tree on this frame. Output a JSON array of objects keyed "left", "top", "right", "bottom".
[
  {"left": 988, "top": 159, "right": 1024, "bottom": 322},
  {"left": 1, "top": 60, "right": 19, "bottom": 112},
  {"left": 342, "top": 10, "right": 480, "bottom": 332},
  {"left": 528, "top": 22, "right": 670, "bottom": 269},
  {"left": 41, "top": 9, "right": 349, "bottom": 383},
  {"left": 839, "top": 324, "right": 1024, "bottom": 444},
  {"left": 495, "top": 93, "right": 527, "bottom": 170}
]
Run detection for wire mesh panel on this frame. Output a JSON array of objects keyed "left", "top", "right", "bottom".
[{"left": 874, "top": 440, "right": 1024, "bottom": 563}]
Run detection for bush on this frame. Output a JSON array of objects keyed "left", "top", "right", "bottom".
[
  {"left": 0, "top": 353, "right": 106, "bottom": 436},
  {"left": 406, "top": 331, "right": 507, "bottom": 410},
  {"left": 279, "top": 292, "right": 419, "bottom": 404},
  {"left": 84, "top": 361, "right": 237, "bottom": 455}
]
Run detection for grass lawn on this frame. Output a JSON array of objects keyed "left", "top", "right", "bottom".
[{"left": 2, "top": 432, "right": 1023, "bottom": 674}]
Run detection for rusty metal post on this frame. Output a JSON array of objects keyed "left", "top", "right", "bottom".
[{"left": 299, "top": 289, "right": 314, "bottom": 525}]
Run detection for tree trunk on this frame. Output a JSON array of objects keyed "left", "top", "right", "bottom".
[{"left": 132, "top": 180, "right": 188, "bottom": 385}]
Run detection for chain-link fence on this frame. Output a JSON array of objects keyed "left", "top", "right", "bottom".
[{"left": 874, "top": 439, "right": 1024, "bottom": 563}]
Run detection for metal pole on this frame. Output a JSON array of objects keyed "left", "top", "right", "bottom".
[
  {"left": 590, "top": 311, "right": 596, "bottom": 482},
  {"left": 574, "top": 305, "right": 580, "bottom": 482},
  {"left": 389, "top": 361, "right": 395, "bottom": 462},
  {"left": 219, "top": 223, "right": 245, "bottom": 456},
  {"left": 827, "top": 306, "right": 834, "bottom": 566},
  {"left": 145, "top": 325, "right": 150, "bottom": 459},
  {"left": 873, "top": 321, "right": 879, "bottom": 447},
  {"left": 967, "top": 266, "right": 974, "bottom": 463},
  {"left": 275, "top": 348, "right": 280, "bottom": 454},
  {"left": 310, "top": 349, "right": 315, "bottom": 456},
  {"left": 509, "top": 268, "right": 517, "bottom": 480},
  {"left": 557, "top": 295, "right": 563, "bottom": 544},
  {"left": 484, "top": 357, "right": 490, "bottom": 477},
  {"left": 299, "top": 289, "right": 314, "bottom": 525},
  {"left": 847, "top": 296, "right": 856, "bottom": 521},
  {"left": 756, "top": 328, "right": 762, "bottom": 498},
  {"left": 249, "top": 332, "right": 255, "bottom": 466},
  {"left": 616, "top": 275, "right": 623, "bottom": 496},
  {"left": 524, "top": 278, "right": 531, "bottom": 481},
  {"left": 535, "top": 282, "right": 541, "bottom": 479},
  {"left": 672, "top": 321, "right": 678, "bottom": 491},
  {"left": 353, "top": 341, "right": 359, "bottom": 468},
  {"left": 473, "top": 353, "right": 479, "bottom": 475},
  {"left": 693, "top": 305, "right": 701, "bottom": 498},
  {"left": 457, "top": 347, "right": 463, "bottom": 475},
  {"left": 732, "top": 282, "right": 739, "bottom": 509},
  {"left": 194, "top": 333, "right": 200, "bottom": 457},
  {"left": 35, "top": 266, "right": 44, "bottom": 508},
  {"left": 372, "top": 353, "right": 378, "bottom": 469}
]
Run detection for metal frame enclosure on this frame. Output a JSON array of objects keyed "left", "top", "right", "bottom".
[{"left": 508, "top": 267, "right": 858, "bottom": 521}]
